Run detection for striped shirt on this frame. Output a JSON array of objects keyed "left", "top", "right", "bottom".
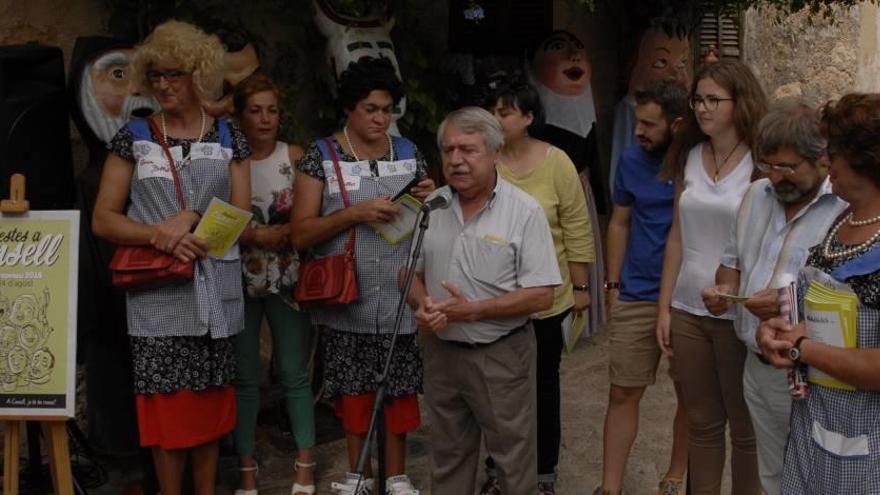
[{"left": 720, "top": 177, "right": 846, "bottom": 351}]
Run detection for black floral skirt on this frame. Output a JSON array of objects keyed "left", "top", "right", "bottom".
[
  {"left": 130, "top": 335, "right": 236, "bottom": 395},
  {"left": 320, "top": 328, "right": 422, "bottom": 399}
]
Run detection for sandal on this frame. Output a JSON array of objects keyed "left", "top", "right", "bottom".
[
  {"left": 657, "top": 478, "right": 684, "bottom": 495},
  {"left": 292, "top": 460, "right": 317, "bottom": 495},
  {"left": 234, "top": 463, "right": 259, "bottom": 495}
]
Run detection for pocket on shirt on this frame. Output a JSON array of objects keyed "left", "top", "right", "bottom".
[
  {"left": 463, "top": 235, "right": 515, "bottom": 289},
  {"left": 214, "top": 259, "right": 244, "bottom": 301}
]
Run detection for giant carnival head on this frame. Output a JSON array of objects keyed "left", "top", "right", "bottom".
[
  {"left": 530, "top": 30, "right": 592, "bottom": 97},
  {"left": 626, "top": 17, "right": 691, "bottom": 96},
  {"left": 205, "top": 27, "right": 262, "bottom": 116},
  {"left": 70, "top": 37, "right": 160, "bottom": 153},
  {"left": 314, "top": 0, "right": 406, "bottom": 133}
]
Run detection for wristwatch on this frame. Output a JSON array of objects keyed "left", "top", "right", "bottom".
[
  {"left": 604, "top": 281, "right": 621, "bottom": 291},
  {"left": 572, "top": 283, "right": 590, "bottom": 292},
  {"left": 788, "top": 336, "right": 809, "bottom": 364}
]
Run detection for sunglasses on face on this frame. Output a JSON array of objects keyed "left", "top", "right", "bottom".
[{"left": 147, "top": 69, "right": 189, "bottom": 84}]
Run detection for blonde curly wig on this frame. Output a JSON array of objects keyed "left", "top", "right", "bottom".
[{"left": 131, "top": 20, "right": 224, "bottom": 103}]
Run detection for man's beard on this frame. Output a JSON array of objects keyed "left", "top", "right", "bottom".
[
  {"left": 772, "top": 180, "right": 817, "bottom": 204},
  {"left": 639, "top": 137, "right": 671, "bottom": 156}
]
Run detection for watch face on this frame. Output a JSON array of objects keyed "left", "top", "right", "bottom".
[{"left": 788, "top": 346, "right": 800, "bottom": 362}]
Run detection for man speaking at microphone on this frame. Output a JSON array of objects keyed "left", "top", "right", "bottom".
[{"left": 406, "top": 107, "right": 561, "bottom": 494}]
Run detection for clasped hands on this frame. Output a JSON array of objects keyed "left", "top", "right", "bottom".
[
  {"left": 150, "top": 210, "right": 207, "bottom": 263},
  {"left": 414, "top": 281, "right": 477, "bottom": 332}
]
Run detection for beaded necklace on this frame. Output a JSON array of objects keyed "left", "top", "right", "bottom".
[
  {"left": 822, "top": 212, "right": 880, "bottom": 260},
  {"left": 343, "top": 125, "right": 394, "bottom": 162},
  {"left": 160, "top": 107, "right": 206, "bottom": 169}
]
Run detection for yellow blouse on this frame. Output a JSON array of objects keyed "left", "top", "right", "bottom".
[{"left": 497, "top": 146, "right": 595, "bottom": 318}]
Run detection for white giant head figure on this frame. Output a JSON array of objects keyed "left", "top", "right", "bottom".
[
  {"left": 314, "top": 0, "right": 406, "bottom": 134},
  {"left": 78, "top": 48, "right": 160, "bottom": 144}
]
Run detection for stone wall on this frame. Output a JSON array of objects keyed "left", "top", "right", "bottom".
[
  {"left": 0, "top": 0, "right": 108, "bottom": 69},
  {"left": 743, "top": 1, "right": 880, "bottom": 105}
]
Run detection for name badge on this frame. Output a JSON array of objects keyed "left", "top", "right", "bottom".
[
  {"left": 134, "top": 141, "right": 181, "bottom": 180},
  {"left": 322, "top": 160, "right": 372, "bottom": 179},
  {"left": 377, "top": 159, "right": 417, "bottom": 177},
  {"left": 328, "top": 174, "right": 361, "bottom": 195},
  {"left": 189, "top": 143, "right": 222, "bottom": 161}
]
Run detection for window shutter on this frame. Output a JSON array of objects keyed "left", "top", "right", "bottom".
[{"left": 698, "top": 3, "right": 741, "bottom": 59}]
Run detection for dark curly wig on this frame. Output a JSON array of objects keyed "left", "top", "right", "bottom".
[
  {"left": 337, "top": 56, "right": 404, "bottom": 112},
  {"left": 821, "top": 93, "right": 880, "bottom": 188}
]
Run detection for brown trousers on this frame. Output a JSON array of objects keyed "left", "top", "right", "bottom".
[
  {"left": 671, "top": 309, "right": 760, "bottom": 495},
  {"left": 423, "top": 326, "right": 537, "bottom": 495}
]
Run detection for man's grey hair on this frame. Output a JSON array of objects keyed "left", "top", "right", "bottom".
[
  {"left": 756, "top": 98, "right": 826, "bottom": 164},
  {"left": 437, "top": 106, "right": 504, "bottom": 152}
]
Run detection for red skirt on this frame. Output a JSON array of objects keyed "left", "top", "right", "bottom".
[{"left": 136, "top": 385, "right": 236, "bottom": 449}]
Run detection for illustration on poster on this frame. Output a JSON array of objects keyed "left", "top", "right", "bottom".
[{"left": 0, "top": 287, "right": 55, "bottom": 390}]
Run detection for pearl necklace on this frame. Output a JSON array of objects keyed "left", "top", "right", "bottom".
[
  {"left": 822, "top": 212, "right": 880, "bottom": 259},
  {"left": 848, "top": 212, "right": 880, "bottom": 226},
  {"left": 160, "top": 106, "right": 207, "bottom": 169},
  {"left": 343, "top": 125, "right": 394, "bottom": 162}
]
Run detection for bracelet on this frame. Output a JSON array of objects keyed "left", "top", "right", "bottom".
[
  {"left": 572, "top": 283, "right": 590, "bottom": 292},
  {"left": 604, "top": 281, "right": 621, "bottom": 290}
]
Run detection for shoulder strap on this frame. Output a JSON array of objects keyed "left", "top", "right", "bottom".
[
  {"left": 127, "top": 118, "right": 151, "bottom": 141},
  {"left": 216, "top": 116, "right": 232, "bottom": 148},
  {"left": 830, "top": 245, "right": 880, "bottom": 281},
  {"left": 391, "top": 136, "right": 416, "bottom": 160},
  {"left": 323, "top": 138, "right": 356, "bottom": 256},
  {"left": 146, "top": 117, "right": 188, "bottom": 212}
]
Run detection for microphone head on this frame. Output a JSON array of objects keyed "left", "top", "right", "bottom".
[{"left": 423, "top": 188, "right": 453, "bottom": 211}]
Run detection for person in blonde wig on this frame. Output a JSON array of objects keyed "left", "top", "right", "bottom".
[{"left": 92, "top": 19, "right": 252, "bottom": 495}]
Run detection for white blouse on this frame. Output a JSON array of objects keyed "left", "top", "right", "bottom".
[{"left": 671, "top": 143, "right": 753, "bottom": 319}]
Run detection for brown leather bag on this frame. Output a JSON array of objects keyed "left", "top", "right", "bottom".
[
  {"left": 294, "top": 138, "right": 359, "bottom": 308},
  {"left": 109, "top": 118, "right": 195, "bottom": 291}
]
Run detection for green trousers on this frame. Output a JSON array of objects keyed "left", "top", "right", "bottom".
[{"left": 233, "top": 294, "right": 315, "bottom": 454}]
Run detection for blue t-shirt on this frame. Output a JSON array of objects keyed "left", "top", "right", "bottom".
[{"left": 612, "top": 144, "right": 674, "bottom": 302}]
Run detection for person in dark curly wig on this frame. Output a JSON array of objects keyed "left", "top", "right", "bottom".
[
  {"left": 291, "top": 56, "right": 434, "bottom": 495},
  {"left": 757, "top": 93, "right": 880, "bottom": 494}
]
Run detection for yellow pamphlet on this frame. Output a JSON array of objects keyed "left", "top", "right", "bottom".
[
  {"left": 804, "top": 279, "right": 858, "bottom": 391},
  {"left": 370, "top": 194, "right": 422, "bottom": 245},
  {"left": 193, "top": 198, "right": 253, "bottom": 258},
  {"left": 562, "top": 311, "right": 587, "bottom": 353}
]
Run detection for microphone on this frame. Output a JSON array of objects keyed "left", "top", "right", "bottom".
[{"left": 421, "top": 189, "right": 453, "bottom": 212}]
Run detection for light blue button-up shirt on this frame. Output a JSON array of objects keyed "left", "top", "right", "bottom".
[{"left": 720, "top": 177, "right": 847, "bottom": 351}]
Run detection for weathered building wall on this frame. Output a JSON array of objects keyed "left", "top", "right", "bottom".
[
  {"left": 743, "top": 1, "right": 880, "bottom": 104},
  {"left": 0, "top": 0, "right": 108, "bottom": 69}
]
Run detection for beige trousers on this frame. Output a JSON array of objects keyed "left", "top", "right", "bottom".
[
  {"left": 423, "top": 326, "right": 537, "bottom": 495},
  {"left": 670, "top": 309, "right": 760, "bottom": 495}
]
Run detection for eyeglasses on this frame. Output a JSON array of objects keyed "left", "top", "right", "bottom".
[
  {"left": 147, "top": 69, "right": 189, "bottom": 84},
  {"left": 689, "top": 96, "right": 735, "bottom": 111},
  {"left": 755, "top": 158, "right": 808, "bottom": 176}
]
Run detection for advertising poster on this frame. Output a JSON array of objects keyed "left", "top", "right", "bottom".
[{"left": 0, "top": 211, "right": 79, "bottom": 417}]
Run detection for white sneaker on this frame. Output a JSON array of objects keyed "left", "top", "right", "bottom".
[
  {"left": 331, "top": 472, "right": 374, "bottom": 495},
  {"left": 385, "top": 475, "right": 420, "bottom": 495}
]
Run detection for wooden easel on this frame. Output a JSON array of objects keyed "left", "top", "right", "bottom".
[{"left": 1, "top": 174, "right": 74, "bottom": 495}]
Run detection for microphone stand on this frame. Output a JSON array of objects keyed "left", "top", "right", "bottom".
[{"left": 352, "top": 208, "right": 432, "bottom": 494}]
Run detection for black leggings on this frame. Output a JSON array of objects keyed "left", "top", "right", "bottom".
[{"left": 533, "top": 310, "right": 568, "bottom": 477}]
